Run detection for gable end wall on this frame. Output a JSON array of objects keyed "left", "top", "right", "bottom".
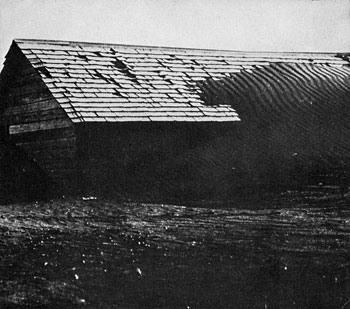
[{"left": 0, "top": 45, "right": 78, "bottom": 191}]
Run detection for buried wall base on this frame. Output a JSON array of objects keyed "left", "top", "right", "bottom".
[
  {"left": 55, "top": 122, "right": 350, "bottom": 202},
  {"left": 74, "top": 122, "right": 240, "bottom": 201},
  {"left": 0, "top": 141, "right": 51, "bottom": 203},
  {"left": 4, "top": 120, "right": 350, "bottom": 203}
]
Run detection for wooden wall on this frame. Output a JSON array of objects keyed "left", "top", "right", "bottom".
[
  {"left": 0, "top": 45, "right": 77, "bottom": 193},
  {"left": 75, "top": 119, "right": 350, "bottom": 201},
  {"left": 75, "top": 122, "right": 238, "bottom": 201}
]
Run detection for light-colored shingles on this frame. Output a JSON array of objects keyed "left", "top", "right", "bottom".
[{"left": 14, "top": 39, "right": 349, "bottom": 123}]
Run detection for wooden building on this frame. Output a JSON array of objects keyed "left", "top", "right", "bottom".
[{"left": 1, "top": 39, "right": 350, "bottom": 200}]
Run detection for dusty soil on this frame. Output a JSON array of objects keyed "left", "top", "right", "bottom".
[{"left": 1, "top": 188, "right": 350, "bottom": 308}]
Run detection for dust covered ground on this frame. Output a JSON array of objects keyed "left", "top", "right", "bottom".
[{"left": 1, "top": 188, "right": 350, "bottom": 308}]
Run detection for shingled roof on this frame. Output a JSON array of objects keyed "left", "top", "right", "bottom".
[{"left": 5, "top": 39, "right": 350, "bottom": 123}]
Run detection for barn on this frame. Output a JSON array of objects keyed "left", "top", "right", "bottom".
[{"left": 1, "top": 39, "right": 350, "bottom": 201}]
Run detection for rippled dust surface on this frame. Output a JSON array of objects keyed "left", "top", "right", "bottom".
[{"left": 1, "top": 189, "right": 350, "bottom": 308}]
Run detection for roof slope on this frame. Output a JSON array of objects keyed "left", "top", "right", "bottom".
[{"left": 6, "top": 39, "right": 350, "bottom": 123}]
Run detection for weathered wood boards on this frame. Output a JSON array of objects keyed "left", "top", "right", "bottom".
[
  {"left": 74, "top": 122, "right": 236, "bottom": 198},
  {"left": 2, "top": 39, "right": 350, "bottom": 199},
  {"left": 0, "top": 46, "right": 77, "bottom": 192}
]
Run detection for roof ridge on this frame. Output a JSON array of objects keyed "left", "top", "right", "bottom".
[
  {"left": 13, "top": 38, "right": 349, "bottom": 56},
  {"left": 6, "top": 38, "right": 350, "bottom": 124}
]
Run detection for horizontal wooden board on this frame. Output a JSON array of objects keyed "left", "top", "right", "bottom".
[
  {"left": 5, "top": 99, "right": 60, "bottom": 114},
  {"left": 11, "top": 72, "right": 41, "bottom": 86},
  {"left": 16, "top": 137, "right": 76, "bottom": 149},
  {"left": 9, "top": 119, "right": 72, "bottom": 134},
  {"left": 6, "top": 107, "right": 68, "bottom": 125},
  {"left": 8, "top": 81, "right": 48, "bottom": 96},
  {"left": 10, "top": 127, "right": 75, "bottom": 143},
  {"left": 9, "top": 90, "right": 53, "bottom": 106}
]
